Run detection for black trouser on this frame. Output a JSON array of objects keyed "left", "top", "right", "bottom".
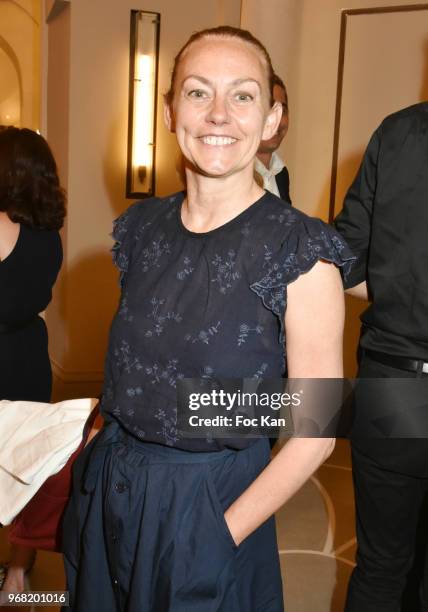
[{"left": 345, "top": 353, "right": 428, "bottom": 612}]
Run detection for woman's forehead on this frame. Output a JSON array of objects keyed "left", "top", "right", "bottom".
[{"left": 178, "top": 36, "right": 267, "bottom": 84}]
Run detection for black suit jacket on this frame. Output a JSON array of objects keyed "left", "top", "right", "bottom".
[{"left": 275, "top": 166, "right": 291, "bottom": 204}]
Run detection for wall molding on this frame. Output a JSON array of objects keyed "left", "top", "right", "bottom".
[
  {"left": 51, "top": 357, "right": 103, "bottom": 384},
  {"left": 46, "top": 0, "right": 70, "bottom": 23},
  {"left": 328, "top": 3, "right": 428, "bottom": 222}
]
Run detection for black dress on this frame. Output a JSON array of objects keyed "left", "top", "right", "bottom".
[{"left": 0, "top": 223, "right": 62, "bottom": 401}]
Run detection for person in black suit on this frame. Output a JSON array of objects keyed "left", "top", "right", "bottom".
[
  {"left": 255, "top": 74, "right": 291, "bottom": 203},
  {"left": 335, "top": 103, "right": 428, "bottom": 611}
]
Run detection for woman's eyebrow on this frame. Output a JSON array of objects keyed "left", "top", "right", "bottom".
[
  {"left": 230, "top": 78, "right": 261, "bottom": 89},
  {"left": 181, "top": 75, "right": 212, "bottom": 87},
  {"left": 181, "top": 76, "right": 261, "bottom": 89}
]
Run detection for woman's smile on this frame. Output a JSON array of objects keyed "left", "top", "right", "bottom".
[{"left": 199, "top": 135, "right": 238, "bottom": 146}]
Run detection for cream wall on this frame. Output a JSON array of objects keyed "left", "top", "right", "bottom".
[
  {"left": 46, "top": 0, "right": 241, "bottom": 399},
  {"left": 0, "top": 0, "right": 41, "bottom": 129},
  {"left": 241, "top": 0, "right": 303, "bottom": 201}
]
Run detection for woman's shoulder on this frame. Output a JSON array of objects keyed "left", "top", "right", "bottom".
[
  {"left": 249, "top": 193, "right": 355, "bottom": 286},
  {"left": 111, "top": 192, "right": 183, "bottom": 284},
  {"left": 15, "top": 225, "right": 62, "bottom": 275},
  {"left": 260, "top": 192, "right": 351, "bottom": 239},
  {"left": 20, "top": 224, "right": 62, "bottom": 253},
  {"left": 112, "top": 192, "right": 182, "bottom": 237},
  {"left": 256, "top": 192, "right": 322, "bottom": 229},
  {"left": 252, "top": 192, "right": 343, "bottom": 245}
]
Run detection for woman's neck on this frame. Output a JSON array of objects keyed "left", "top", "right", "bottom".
[{"left": 182, "top": 168, "right": 265, "bottom": 233}]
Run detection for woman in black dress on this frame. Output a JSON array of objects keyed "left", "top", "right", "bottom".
[
  {"left": 0, "top": 126, "right": 65, "bottom": 592},
  {"left": 63, "top": 27, "right": 353, "bottom": 611}
]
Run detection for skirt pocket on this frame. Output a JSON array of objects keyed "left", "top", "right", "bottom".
[
  {"left": 205, "top": 465, "right": 239, "bottom": 553},
  {"left": 169, "top": 464, "right": 239, "bottom": 609}
]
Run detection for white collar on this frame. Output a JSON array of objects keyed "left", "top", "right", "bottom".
[{"left": 255, "top": 151, "right": 285, "bottom": 178}]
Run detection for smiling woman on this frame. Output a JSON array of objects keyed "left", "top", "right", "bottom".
[
  {"left": 164, "top": 30, "right": 278, "bottom": 194},
  {"left": 61, "top": 26, "right": 354, "bottom": 612}
]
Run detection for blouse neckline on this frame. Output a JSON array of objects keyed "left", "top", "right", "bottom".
[{"left": 176, "top": 191, "right": 270, "bottom": 238}]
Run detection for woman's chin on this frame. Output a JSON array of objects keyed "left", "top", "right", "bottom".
[{"left": 189, "top": 161, "right": 240, "bottom": 179}]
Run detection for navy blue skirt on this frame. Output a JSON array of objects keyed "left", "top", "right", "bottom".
[{"left": 62, "top": 422, "right": 284, "bottom": 611}]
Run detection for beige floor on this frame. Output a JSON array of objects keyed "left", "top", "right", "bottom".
[
  {"left": 0, "top": 440, "right": 355, "bottom": 612},
  {"left": 277, "top": 439, "right": 356, "bottom": 610}
]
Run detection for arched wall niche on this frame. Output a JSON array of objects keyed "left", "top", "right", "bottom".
[
  {"left": 0, "top": 0, "right": 41, "bottom": 129},
  {"left": 0, "top": 37, "right": 23, "bottom": 125}
]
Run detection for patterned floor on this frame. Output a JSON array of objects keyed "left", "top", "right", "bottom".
[
  {"left": 0, "top": 440, "right": 355, "bottom": 612},
  {"left": 277, "top": 440, "right": 355, "bottom": 610}
]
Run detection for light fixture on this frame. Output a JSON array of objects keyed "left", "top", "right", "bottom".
[{"left": 126, "top": 10, "right": 160, "bottom": 198}]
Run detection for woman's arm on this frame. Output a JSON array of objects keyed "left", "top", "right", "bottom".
[{"left": 224, "top": 260, "right": 344, "bottom": 545}]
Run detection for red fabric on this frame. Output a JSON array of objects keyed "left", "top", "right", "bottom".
[{"left": 8, "top": 405, "right": 99, "bottom": 552}]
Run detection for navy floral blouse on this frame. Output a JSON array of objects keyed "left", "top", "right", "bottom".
[{"left": 101, "top": 191, "right": 354, "bottom": 450}]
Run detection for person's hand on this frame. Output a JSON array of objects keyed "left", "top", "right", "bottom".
[
  {"left": 224, "top": 508, "right": 243, "bottom": 547},
  {"left": 84, "top": 425, "right": 99, "bottom": 447}
]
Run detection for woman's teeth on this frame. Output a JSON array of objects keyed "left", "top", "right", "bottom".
[{"left": 201, "top": 136, "right": 237, "bottom": 146}]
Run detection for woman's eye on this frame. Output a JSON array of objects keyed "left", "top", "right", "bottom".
[
  {"left": 234, "top": 92, "right": 254, "bottom": 102},
  {"left": 188, "top": 89, "right": 207, "bottom": 99}
]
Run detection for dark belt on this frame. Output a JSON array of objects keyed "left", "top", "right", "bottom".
[
  {"left": 0, "top": 317, "right": 39, "bottom": 334},
  {"left": 365, "top": 348, "right": 428, "bottom": 375}
]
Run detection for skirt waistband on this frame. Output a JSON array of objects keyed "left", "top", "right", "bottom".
[
  {"left": 94, "top": 420, "right": 245, "bottom": 464},
  {"left": 83, "top": 420, "right": 264, "bottom": 493}
]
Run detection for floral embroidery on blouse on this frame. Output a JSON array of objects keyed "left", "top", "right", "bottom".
[
  {"left": 154, "top": 406, "right": 179, "bottom": 446},
  {"left": 145, "top": 358, "right": 184, "bottom": 387},
  {"left": 141, "top": 235, "right": 171, "bottom": 272},
  {"left": 145, "top": 297, "right": 183, "bottom": 338},
  {"left": 267, "top": 211, "right": 295, "bottom": 226},
  {"left": 211, "top": 250, "right": 241, "bottom": 294},
  {"left": 118, "top": 294, "right": 133, "bottom": 323},
  {"left": 185, "top": 321, "right": 221, "bottom": 344},
  {"left": 114, "top": 340, "right": 144, "bottom": 374},
  {"left": 253, "top": 363, "right": 269, "bottom": 378},
  {"left": 176, "top": 256, "right": 194, "bottom": 280},
  {"left": 237, "top": 323, "right": 264, "bottom": 346}
]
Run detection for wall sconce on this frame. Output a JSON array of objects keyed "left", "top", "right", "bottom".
[{"left": 126, "top": 10, "right": 160, "bottom": 198}]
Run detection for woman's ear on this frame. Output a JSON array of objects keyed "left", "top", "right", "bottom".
[
  {"left": 163, "top": 97, "right": 176, "bottom": 133},
  {"left": 262, "top": 101, "right": 282, "bottom": 141}
]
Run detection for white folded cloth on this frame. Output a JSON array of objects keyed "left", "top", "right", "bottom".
[{"left": 0, "top": 397, "right": 97, "bottom": 525}]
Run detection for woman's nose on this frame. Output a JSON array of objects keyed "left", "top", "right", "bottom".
[{"left": 205, "top": 95, "right": 230, "bottom": 125}]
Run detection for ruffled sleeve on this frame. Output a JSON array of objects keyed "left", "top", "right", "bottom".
[
  {"left": 249, "top": 217, "right": 355, "bottom": 342},
  {"left": 111, "top": 202, "right": 144, "bottom": 287}
]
